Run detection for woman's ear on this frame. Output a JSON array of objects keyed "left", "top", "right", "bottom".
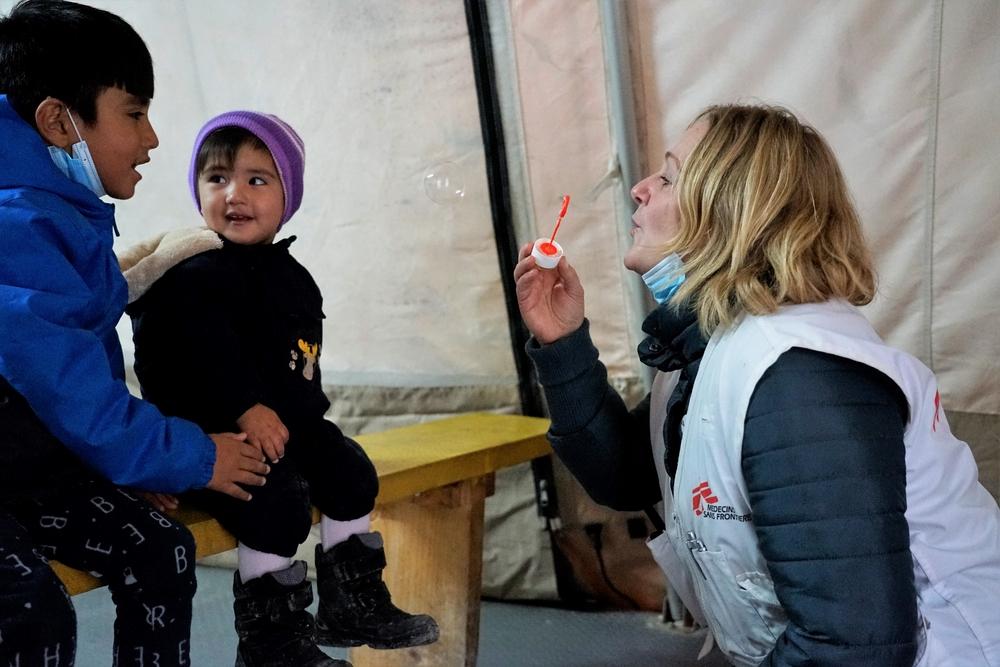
[{"left": 34, "top": 97, "right": 74, "bottom": 149}]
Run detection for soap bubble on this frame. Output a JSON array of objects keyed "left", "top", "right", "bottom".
[{"left": 423, "top": 162, "right": 465, "bottom": 204}]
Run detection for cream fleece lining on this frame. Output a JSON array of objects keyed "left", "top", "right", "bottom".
[{"left": 117, "top": 227, "right": 223, "bottom": 304}]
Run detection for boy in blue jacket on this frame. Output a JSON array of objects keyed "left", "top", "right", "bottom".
[{"left": 0, "top": 2, "right": 269, "bottom": 665}]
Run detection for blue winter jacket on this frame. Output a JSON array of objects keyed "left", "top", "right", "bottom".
[{"left": 0, "top": 95, "right": 215, "bottom": 494}]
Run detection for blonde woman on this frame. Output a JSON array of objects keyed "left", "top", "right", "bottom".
[{"left": 514, "top": 104, "right": 1000, "bottom": 667}]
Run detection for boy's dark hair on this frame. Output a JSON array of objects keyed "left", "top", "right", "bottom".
[
  {"left": 194, "top": 127, "right": 269, "bottom": 178},
  {"left": 0, "top": 0, "right": 154, "bottom": 126}
]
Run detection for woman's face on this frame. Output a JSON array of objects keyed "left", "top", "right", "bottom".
[{"left": 625, "top": 120, "right": 709, "bottom": 274}]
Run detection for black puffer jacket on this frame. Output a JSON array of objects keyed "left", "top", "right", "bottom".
[
  {"left": 527, "top": 303, "right": 918, "bottom": 666},
  {"left": 126, "top": 237, "right": 330, "bottom": 434}
]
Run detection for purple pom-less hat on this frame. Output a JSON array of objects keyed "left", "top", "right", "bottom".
[{"left": 188, "top": 111, "right": 305, "bottom": 226}]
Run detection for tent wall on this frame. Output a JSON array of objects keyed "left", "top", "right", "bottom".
[
  {"left": 932, "top": 1, "right": 1000, "bottom": 494},
  {"left": 60, "top": 0, "right": 524, "bottom": 431},
  {"left": 627, "top": 0, "right": 999, "bottom": 493},
  {"left": 0, "top": 0, "right": 555, "bottom": 596},
  {"left": 505, "top": 0, "right": 998, "bottom": 499},
  {"left": 499, "top": 0, "right": 998, "bottom": 601}
]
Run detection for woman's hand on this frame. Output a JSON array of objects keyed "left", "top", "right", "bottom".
[
  {"left": 513, "top": 242, "right": 585, "bottom": 344},
  {"left": 236, "top": 403, "right": 289, "bottom": 463}
]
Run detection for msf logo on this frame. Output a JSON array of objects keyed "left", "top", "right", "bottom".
[{"left": 692, "top": 481, "right": 717, "bottom": 517}]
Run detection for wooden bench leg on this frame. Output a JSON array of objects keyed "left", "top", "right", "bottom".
[{"left": 350, "top": 474, "right": 492, "bottom": 667}]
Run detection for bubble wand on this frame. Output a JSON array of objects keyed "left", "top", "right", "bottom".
[{"left": 532, "top": 195, "right": 571, "bottom": 268}]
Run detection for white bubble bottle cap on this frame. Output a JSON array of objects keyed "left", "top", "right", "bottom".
[
  {"left": 532, "top": 194, "right": 571, "bottom": 269},
  {"left": 532, "top": 238, "right": 564, "bottom": 269}
]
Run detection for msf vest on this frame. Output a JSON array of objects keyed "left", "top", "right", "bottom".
[{"left": 646, "top": 300, "right": 1000, "bottom": 667}]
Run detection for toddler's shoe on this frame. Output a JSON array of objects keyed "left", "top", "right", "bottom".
[
  {"left": 314, "top": 533, "right": 439, "bottom": 649},
  {"left": 233, "top": 560, "right": 350, "bottom": 667}
]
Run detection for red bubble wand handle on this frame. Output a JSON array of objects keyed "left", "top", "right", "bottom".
[
  {"left": 550, "top": 194, "right": 570, "bottom": 243},
  {"left": 539, "top": 195, "right": 570, "bottom": 255}
]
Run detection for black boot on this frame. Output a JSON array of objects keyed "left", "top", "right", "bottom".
[
  {"left": 233, "top": 560, "right": 350, "bottom": 667},
  {"left": 314, "top": 533, "right": 439, "bottom": 649}
]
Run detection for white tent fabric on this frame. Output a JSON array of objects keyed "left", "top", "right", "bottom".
[
  {"left": 625, "top": 0, "right": 999, "bottom": 491},
  {"left": 630, "top": 0, "right": 1000, "bottom": 418},
  {"left": 503, "top": 0, "right": 998, "bottom": 598},
  {"left": 508, "top": 0, "right": 998, "bottom": 486},
  {"left": 90, "top": 1, "right": 520, "bottom": 421}
]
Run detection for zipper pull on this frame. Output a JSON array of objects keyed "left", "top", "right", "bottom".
[
  {"left": 685, "top": 530, "right": 708, "bottom": 580},
  {"left": 685, "top": 530, "right": 707, "bottom": 552}
]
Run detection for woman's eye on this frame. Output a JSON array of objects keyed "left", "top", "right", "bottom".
[
  {"left": 249, "top": 177, "right": 267, "bottom": 186},
  {"left": 129, "top": 112, "right": 145, "bottom": 120},
  {"left": 206, "top": 174, "right": 226, "bottom": 184},
  {"left": 659, "top": 175, "right": 672, "bottom": 186}
]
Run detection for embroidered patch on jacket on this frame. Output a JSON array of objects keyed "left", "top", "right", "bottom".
[
  {"left": 290, "top": 339, "right": 320, "bottom": 381},
  {"left": 692, "top": 481, "right": 752, "bottom": 522}
]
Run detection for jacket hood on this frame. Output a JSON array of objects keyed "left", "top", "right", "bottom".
[
  {"left": 118, "top": 226, "right": 224, "bottom": 304},
  {"left": 0, "top": 94, "right": 112, "bottom": 219}
]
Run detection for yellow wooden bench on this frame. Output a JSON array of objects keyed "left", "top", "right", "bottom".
[{"left": 51, "top": 412, "right": 551, "bottom": 667}]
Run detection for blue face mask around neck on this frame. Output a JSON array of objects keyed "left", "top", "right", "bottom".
[
  {"left": 47, "top": 108, "right": 106, "bottom": 198},
  {"left": 642, "top": 252, "right": 686, "bottom": 305}
]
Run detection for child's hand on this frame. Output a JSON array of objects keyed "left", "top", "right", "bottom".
[
  {"left": 137, "top": 491, "right": 179, "bottom": 512},
  {"left": 207, "top": 432, "right": 270, "bottom": 501},
  {"left": 236, "top": 403, "right": 289, "bottom": 463}
]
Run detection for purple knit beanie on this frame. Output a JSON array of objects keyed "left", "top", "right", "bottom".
[{"left": 188, "top": 111, "right": 305, "bottom": 226}]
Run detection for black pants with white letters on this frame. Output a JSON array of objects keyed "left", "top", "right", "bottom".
[{"left": 0, "top": 477, "right": 197, "bottom": 667}]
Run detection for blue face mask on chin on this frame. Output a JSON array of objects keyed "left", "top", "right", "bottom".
[
  {"left": 47, "top": 108, "right": 106, "bottom": 198},
  {"left": 642, "top": 252, "right": 686, "bottom": 305}
]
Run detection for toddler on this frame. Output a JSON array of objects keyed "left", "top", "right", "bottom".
[{"left": 124, "top": 111, "right": 438, "bottom": 667}]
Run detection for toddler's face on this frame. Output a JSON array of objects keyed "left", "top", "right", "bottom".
[{"left": 198, "top": 144, "right": 284, "bottom": 245}]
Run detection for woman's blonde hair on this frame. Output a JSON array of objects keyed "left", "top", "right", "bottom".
[{"left": 667, "top": 104, "right": 875, "bottom": 334}]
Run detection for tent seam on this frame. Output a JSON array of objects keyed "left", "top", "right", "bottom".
[{"left": 923, "top": 0, "right": 944, "bottom": 372}]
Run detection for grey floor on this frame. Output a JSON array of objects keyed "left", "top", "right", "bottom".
[{"left": 75, "top": 565, "right": 730, "bottom": 666}]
